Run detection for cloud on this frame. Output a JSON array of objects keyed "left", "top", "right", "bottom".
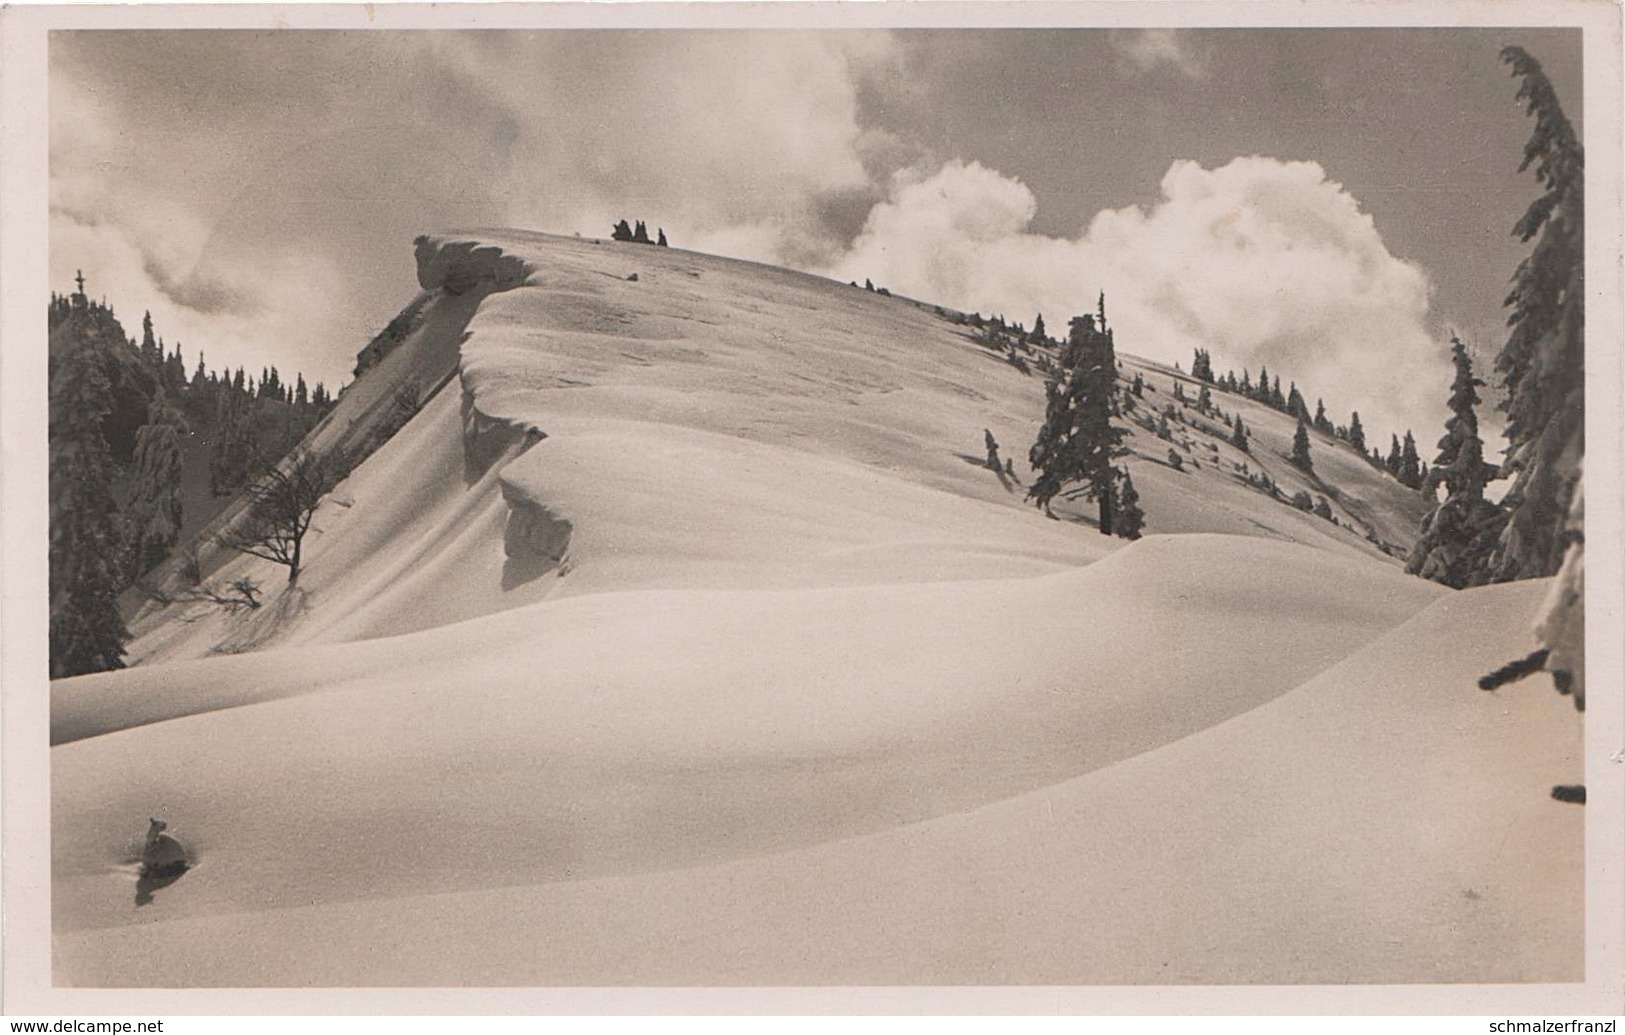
[
  {"left": 432, "top": 31, "right": 893, "bottom": 264},
  {"left": 49, "top": 31, "right": 900, "bottom": 386},
  {"left": 825, "top": 156, "right": 1447, "bottom": 443},
  {"left": 1111, "top": 29, "right": 1207, "bottom": 80}
]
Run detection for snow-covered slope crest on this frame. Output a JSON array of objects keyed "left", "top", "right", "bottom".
[
  {"left": 116, "top": 229, "right": 1437, "bottom": 663},
  {"left": 414, "top": 233, "right": 531, "bottom": 297}
]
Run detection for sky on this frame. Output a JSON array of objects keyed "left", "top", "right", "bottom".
[{"left": 49, "top": 27, "right": 1582, "bottom": 447}]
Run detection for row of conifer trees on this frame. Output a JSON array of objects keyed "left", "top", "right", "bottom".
[
  {"left": 610, "top": 220, "right": 668, "bottom": 247},
  {"left": 1188, "top": 347, "right": 1431, "bottom": 491},
  {"left": 47, "top": 277, "right": 337, "bottom": 677}
]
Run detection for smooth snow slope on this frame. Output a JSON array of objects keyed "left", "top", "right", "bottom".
[
  {"left": 52, "top": 231, "right": 1577, "bottom": 987},
  {"left": 53, "top": 579, "right": 1577, "bottom": 986}
]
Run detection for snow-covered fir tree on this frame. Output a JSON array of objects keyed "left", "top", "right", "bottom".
[
  {"left": 125, "top": 390, "right": 188, "bottom": 578},
  {"left": 1114, "top": 468, "right": 1145, "bottom": 539},
  {"left": 1027, "top": 300, "right": 1127, "bottom": 534},
  {"left": 1485, "top": 45, "right": 1585, "bottom": 583},
  {"left": 49, "top": 280, "right": 130, "bottom": 677},
  {"left": 1407, "top": 335, "right": 1506, "bottom": 588}
]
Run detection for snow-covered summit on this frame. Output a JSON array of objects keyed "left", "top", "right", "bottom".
[{"left": 119, "top": 229, "right": 1428, "bottom": 662}]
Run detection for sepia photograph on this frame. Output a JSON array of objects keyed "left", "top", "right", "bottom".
[{"left": 2, "top": 0, "right": 1622, "bottom": 1019}]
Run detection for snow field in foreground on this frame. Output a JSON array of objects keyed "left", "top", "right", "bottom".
[{"left": 53, "top": 573, "right": 1573, "bottom": 986}]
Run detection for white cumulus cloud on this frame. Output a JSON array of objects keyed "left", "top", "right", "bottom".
[{"left": 825, "top": 155, "right": 1447, "bottom": 444}]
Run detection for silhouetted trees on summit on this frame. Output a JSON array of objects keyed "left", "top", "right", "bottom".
[{"left": 611, "top": 220, "right": 669, "bottom": 247}]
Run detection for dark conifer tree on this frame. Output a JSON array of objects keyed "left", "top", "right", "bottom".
[
  {"left": 1230, "top": 414, "right": 1249, "bottom": 453},
  {"left": 657, "top": 228, "right": 668, "bottom": 247},
  {"left": 1289, "top": 418, "right": 1313, "bottom": 473},
  {"left": 1030, "top": 313, "right": 1046, "bottom": 344},
  {"left": 165, "top": 342, "right": 186, "bottom": 392},
  {"left": 1114, "top": 468, "right": 1145, "bottom": 540},
  {"left": 1196, "top": 382, "right": 1212, "bottom": 414},
  {"left": 1313, "top": 398, "right": 1333, "bottom": 435},
  {"left": 1190, "top": 348, "right": 1213, "bottom": 382},
  {"left": 140, "top": 311, "right": 160, "bottom": 366},
  {"left": 1348, "top": 411, "right": 1367, "bottom": 455},
  {"left": 1255, "top": 364, "right": 1270, "bottom": 401},
  {"left": 633, "top": 220, "right": 651, "bottom": 244},
  {"left": 1399, "top": 431, "right": 1422, "bottom": 488},
  {"left": 612, "top": 220, "right": 633, "bottom": 241},
  {"left": 48, "top": 291, "right": 71, "bottom": 331},
  {"left": 1027, "top": 307, "right": 1126, "bottom": 533},
  {"left": 1386, "top": 434, "right": 1403, "bottom": 476},
  {"left": 1287, "top": 382, "right": 1308, "bottom": 422}
]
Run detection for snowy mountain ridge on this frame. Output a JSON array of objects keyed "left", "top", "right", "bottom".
[
  {"left": 50, "top": 230, "right": 1578, "bottom": 988},
  {"left": 119, "top": 229, "right": 1430, "bottom": 663}
]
